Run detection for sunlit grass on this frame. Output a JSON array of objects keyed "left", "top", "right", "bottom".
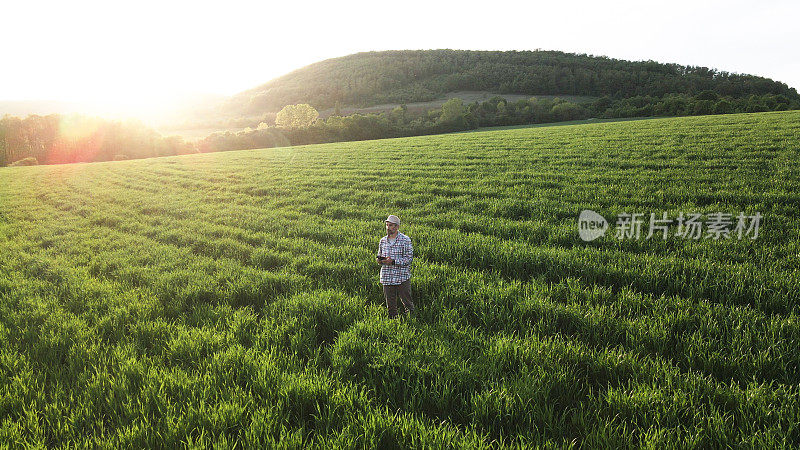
[{"left": 1, "top": 111, "right": 799, "bottom": 447}]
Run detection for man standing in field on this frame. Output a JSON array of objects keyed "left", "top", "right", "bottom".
[{"left": 376, "top": 215, "right": 415, "bottom": 318}]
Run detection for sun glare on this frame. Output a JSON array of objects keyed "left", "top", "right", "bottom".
[
  {"left": 58, "top": 115, "right": 100, "bottom": 141},
  {"left": 77, "top": 87, "right": 189, "bottom": 121}
]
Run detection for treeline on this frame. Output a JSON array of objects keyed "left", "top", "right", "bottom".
[
  {"left": 598, "top": 91, "right": 798, "bottom": 117},
  {"left": 200, "top": 91, "right": 795, "bottom": 152},
  {"left": 0, "top": 114, "right": 195, "bottom": 166},
  {"left": 200, "top": 97, "right": 589, "bottom": 151},
  {"left": 229, "top": 50, "right": 800, "bottom": 115}
]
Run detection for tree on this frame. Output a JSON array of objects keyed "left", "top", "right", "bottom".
[
  {"left": 438, "top": 98, "right": 466, "bottom": 123},
  {"left": 593, "top": 95, "right": 613, "bottom": 113},
  {"left": 713, "top": 100, "right": 732, "bottom": 114},
  {"left": 695, "top": 90, "right": 718, "bottom": 101},
  {"left": 435, "top": 98, "right": 476, "bottom": 131},
  {"left": 551, "top": 102, "right": 588, "bottom": 121},
  {"left": 275, "top": 104, "right": 319, "bottom": 129}
]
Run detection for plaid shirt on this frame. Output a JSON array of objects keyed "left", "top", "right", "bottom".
[{"left": 377, "top": 232, "right": 413, "bottom": 285}]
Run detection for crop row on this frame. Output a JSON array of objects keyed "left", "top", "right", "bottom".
[{"left": 1, "top": 111, "right": 799, "bottom": 446}]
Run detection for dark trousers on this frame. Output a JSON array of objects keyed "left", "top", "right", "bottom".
[{"left": 383, "top": 279, "right": 414, "bottom": 318}]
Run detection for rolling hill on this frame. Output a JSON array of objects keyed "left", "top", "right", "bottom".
[{"left": 219, "top": 49, "right": 800, "bottom": 117}]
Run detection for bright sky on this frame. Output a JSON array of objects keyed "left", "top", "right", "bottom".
[{"left": 3, "top": 0, "right": 798, "bottom": 115}]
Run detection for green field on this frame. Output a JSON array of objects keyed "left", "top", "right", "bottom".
[{"left": 1, "top": 111, "right": 799, "bottom": 447}]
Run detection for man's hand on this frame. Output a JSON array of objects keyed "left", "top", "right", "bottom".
[{"left": 381, "top": 258, "right": 394, "bottom": 265}]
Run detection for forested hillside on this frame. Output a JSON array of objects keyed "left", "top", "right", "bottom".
[{"left": 225, "top": 49, "right": 799, "bottom": 115}]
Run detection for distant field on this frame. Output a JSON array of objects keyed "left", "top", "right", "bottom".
[{"left": 1, "top": 111, "right": 799, "bottom": 447}]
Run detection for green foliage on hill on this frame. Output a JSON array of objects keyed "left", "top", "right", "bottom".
[{"left": 225, "top": 49, "right": 800, "bottom": 115}]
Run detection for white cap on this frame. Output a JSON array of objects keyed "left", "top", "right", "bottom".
[{"left": 385, "top": 215, "right": 400, "bottom": 225}]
